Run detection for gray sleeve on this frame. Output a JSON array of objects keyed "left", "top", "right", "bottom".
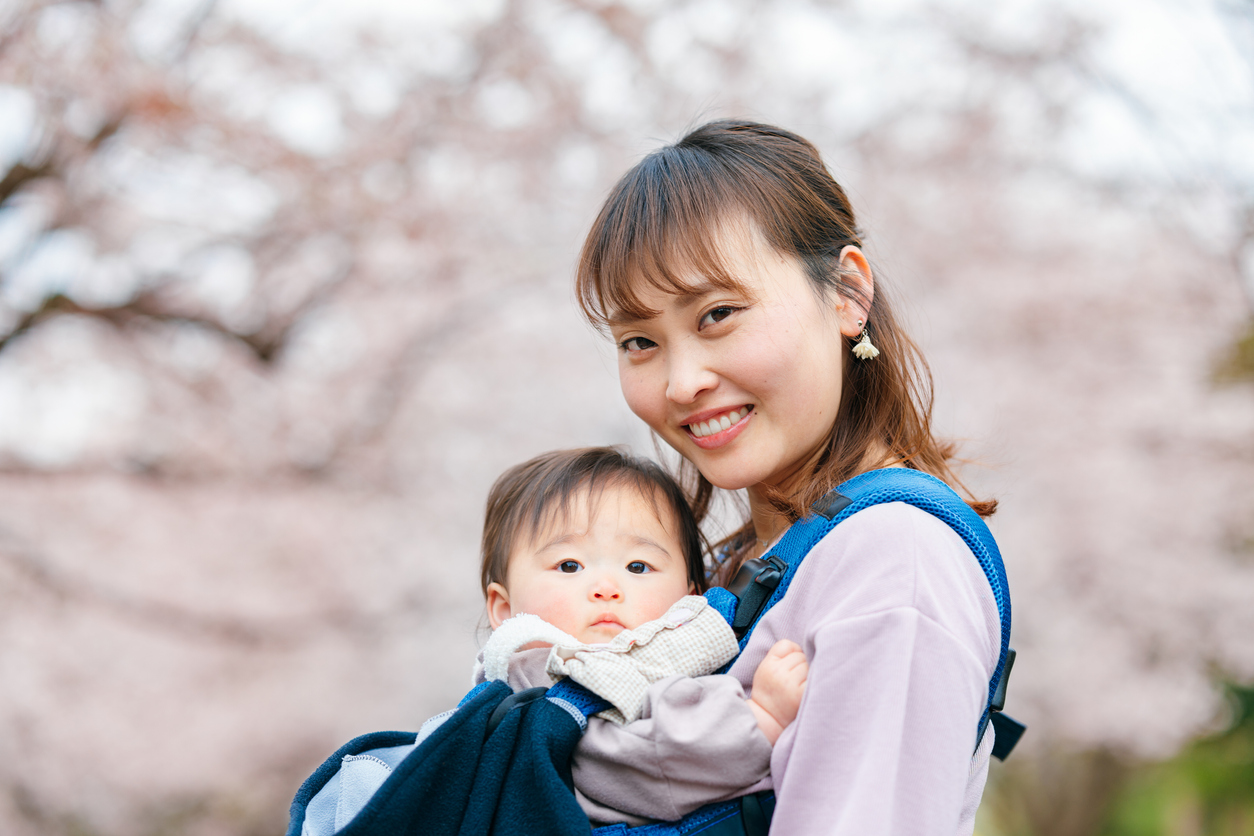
[{"left": 572, "top": 673, "right": 774, "bottom": 822}]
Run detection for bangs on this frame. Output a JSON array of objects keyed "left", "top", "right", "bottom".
[
  {"left": 577, "top": 148, "right": 758, "bottom": 327},
  {"left": 577, "top": 121, "right": 866, "bottom": 330},
  {"left": 519, "top": 469, "right": 668, "bottom": 549}
]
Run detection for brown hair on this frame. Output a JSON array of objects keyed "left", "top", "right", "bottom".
[
  {"left": 480, "top": 447, "right": 707, "bottom": 596},
  {"left": 576, "top": 120, "right": 994, "bottom": 581}
]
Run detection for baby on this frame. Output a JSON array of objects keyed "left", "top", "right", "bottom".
[{"left": 474, "top": 447, "right": 807, "bottom": 825}]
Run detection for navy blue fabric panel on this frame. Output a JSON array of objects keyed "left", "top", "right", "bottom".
[
  {"left": 288, "top": 679, "right": 594, "bottom": 836},
  {"left": 334, "top": 680, "right": 509, "bottom": 835},
  {"left": 287, "top": 731, "right": 417, "bottom": 836},
  {"left": 474, "top": 697, "right": 591, "bottom": 836}
]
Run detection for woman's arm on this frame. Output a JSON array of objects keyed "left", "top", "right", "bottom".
[{"left": 734, "top": 502, "right": 1001, "bottom": 836}]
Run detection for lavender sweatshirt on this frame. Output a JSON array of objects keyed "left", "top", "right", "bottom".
[{"left": 575, "top": 502, "right": 1002, "bottom": 835}]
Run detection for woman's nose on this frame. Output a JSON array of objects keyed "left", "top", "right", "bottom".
[{"left": 665, "top": 344, "right": 718, "bottom": 404}]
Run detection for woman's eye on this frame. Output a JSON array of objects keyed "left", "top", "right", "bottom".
[
  {"left": 699, "top": 306, "right": 738, "bottom": 328},
  {"left": 619, "top": 336, "right": 657, "bottom": 353},
  {"left": 626, "top": 561, "right": 652, "bottom": 574},
  {"left": 557, "top": 560, "right": 582, "bottom": 574}
]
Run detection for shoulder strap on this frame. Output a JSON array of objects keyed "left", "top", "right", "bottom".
[{"left": 718, "top": 468, "right": 1021, "bottom": 757}]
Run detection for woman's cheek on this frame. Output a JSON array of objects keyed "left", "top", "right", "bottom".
[{"left": 619, "top": 364, "right": 665, "bottom": 432}]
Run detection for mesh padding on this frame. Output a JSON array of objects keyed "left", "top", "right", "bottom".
[{"left": 545, "top": 679, "right": 612, "bottom": 719}]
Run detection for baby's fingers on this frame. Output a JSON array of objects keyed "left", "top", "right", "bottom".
[
  {"left": 765, "top": 641, "right": 808, "bottom": 674},
  {"left": 766, "top": 639, "right": 802, "bottom": 659}
]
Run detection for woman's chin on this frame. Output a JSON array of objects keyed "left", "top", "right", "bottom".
[{"left": 693, "top": 461, "right": 764, "bottom": 492}]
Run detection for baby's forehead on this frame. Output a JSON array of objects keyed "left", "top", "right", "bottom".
[{"left": 523, "top": 479, "right": 676, "bottom": 542}]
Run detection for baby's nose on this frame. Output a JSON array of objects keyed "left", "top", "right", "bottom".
[{"left": 592, "top": 583, "right": 621, "bottom": 600}]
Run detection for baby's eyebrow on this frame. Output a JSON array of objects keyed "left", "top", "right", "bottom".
[
  {"left": 628, "top": 535, "right": 675, "bottom": 556},
  {"left": 535, "top": 532, "right": 580, "bottom": 552}
]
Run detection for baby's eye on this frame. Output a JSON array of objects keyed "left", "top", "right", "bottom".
[
  {"left": 626, "top": 561, "right": 652, "bottom": 574},
  {"left": 557, "top": 560, "right": 582, "bottom": 574},
  {"left": 699, "top": 306, "right": 738, "bottom": 329},
  {"left": 619, "top": 336, "right": 657, "bottom": 353}
]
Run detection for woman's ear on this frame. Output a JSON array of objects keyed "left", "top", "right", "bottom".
[
  {"left": 835, "top": 245, "right": 875, "bottom": 338},
  {"left": 485, "top": 582, "right": 512, "bottom": 629}
]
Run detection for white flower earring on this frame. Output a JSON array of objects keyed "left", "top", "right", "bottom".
[{"left": 852, "top": 319, "right": 880, "bottom": 360}]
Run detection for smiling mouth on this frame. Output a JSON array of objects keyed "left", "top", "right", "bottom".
[{"left": 685, "top": 406, "right": 752, "bottom": 439}]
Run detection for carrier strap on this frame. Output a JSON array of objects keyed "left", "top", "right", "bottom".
[{"left": 723, "top": 468, "right": 1019, "bottom": 756}]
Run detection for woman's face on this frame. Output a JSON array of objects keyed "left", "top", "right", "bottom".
[{"left": 609, "top": 229, "right": 870, "bottom": 496}]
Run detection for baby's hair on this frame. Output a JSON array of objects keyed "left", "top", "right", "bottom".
[{"left": 480, "top": 447, "right": 707, "bottom": 596}]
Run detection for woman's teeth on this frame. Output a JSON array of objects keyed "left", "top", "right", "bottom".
[{"left": 689, "top": 407, "right": 749, "bottom": 438}]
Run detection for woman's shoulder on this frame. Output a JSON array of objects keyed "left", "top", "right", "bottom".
[
  {"left": 802, "top": 500, "right": 975, "bottom": 575},
  {"left": 781, "top": 502, "right": 1001, "bottom": 660}
]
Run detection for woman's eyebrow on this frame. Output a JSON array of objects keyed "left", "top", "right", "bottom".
[
  {"left": 607, "top": 282, "right": 723, "bottom": 326},
  {"left": 608, "top": 309, "right": 651, "bottom": 327}
]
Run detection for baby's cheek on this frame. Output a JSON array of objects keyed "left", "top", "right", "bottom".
[
  {"left": 636, "top": 583, "right": 690, "bottom": 625},
  {"left": 522, "top": 596, "right": 582, "bottom": 636}
]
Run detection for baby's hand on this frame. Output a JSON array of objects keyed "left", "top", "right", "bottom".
[{"left": 746, "top": 640, "right": 808, "bottom": 745}]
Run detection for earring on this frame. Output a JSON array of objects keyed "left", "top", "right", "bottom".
[{"left": 852, "top": 319, "right": 879, "bottom": 360}]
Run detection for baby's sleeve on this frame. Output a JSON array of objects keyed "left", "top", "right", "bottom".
[{"left": 572, "top": 672, "right": 773, "bottom": 823}]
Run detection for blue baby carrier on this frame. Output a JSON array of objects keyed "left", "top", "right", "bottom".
[{"left": 287, "top": 468, "right": 1024, "bottom": 836}]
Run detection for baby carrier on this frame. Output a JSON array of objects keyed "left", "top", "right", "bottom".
[{"left": 287, "top": 468, "right": 1024, "bottom": 836}]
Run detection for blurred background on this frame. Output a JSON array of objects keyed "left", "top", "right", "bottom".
[{"left": 1, "top": 0, "right": 1253, "bottom": 833}]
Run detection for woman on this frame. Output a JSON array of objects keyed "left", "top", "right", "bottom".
[{"left": 574, "top": 120, "right": 1003, "bottom": 835}]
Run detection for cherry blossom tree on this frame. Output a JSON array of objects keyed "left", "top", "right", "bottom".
[{"left": 1, "top": 0, "right": 1251, "bottom": 833}]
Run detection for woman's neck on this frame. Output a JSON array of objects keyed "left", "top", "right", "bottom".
[
  {"left": 746, "top": 486, "right": 791, "bottom": 550},
  {"left": 745, "top": 444, "right": 903, "bottom": 548}
]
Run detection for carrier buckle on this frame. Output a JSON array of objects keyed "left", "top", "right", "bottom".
[{"left": 728, "top": 555, "right": 787, "bottom": 638}]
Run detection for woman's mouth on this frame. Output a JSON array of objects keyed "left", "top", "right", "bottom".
[{"left": 683, "top": 406, "right": 753, "bottom": 449}]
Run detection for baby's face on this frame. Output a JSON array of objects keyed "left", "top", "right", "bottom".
[{"left": 486, "top": 484, "right": 693, "bottom": 643}]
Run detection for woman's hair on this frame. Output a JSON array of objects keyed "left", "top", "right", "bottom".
[
  {"left": 480, "top": 447, "right": 708, "bottom": 596},
  {"left": 575, "top": 120, "right": 994, "bottom": 578}
]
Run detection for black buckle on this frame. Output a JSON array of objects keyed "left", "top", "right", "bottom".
[
  {"left": 727, "top": 555, "right": 787, "bottom": 639},
  {"left": 986, "top": 648, "right": 1026, "bottom": 760},
  {"left": 990, "top": 713, "right": 1026, "bottom": 760},
  {"left": 991, "top": 648, "right": 1016, "bottom": 713}
]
